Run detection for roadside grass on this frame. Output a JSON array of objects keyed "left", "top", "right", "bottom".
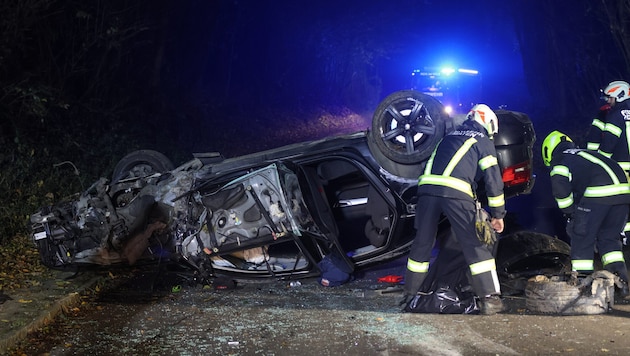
[{"left": 0, "top": 234, "right": 47, "bottom": 292}]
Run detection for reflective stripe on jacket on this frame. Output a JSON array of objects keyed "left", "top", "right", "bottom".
[
  {"left": 585, "top": 104, "right": 611, "bottom": 151},
  {"left": 586, "top": 118, "right": 605, "bottom": 151},
  {"left": 549, "top": 149, "right": 630, "bottom": 214},
  {"left": 417, "top": 120, "right": 506, "bottom": 219}
]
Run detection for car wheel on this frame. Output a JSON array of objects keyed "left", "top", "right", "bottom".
[
  {"left": 111, "top": 150, "right": 174, "bottom": 183},
  {"left": 368, "top": 90, "right": 447, "bottom": 178}
]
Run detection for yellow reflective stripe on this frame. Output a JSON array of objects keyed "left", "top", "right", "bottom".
[
  {"left": 605, "top": 122, "right": 622, "bottom": 137},
  {"left": 586, "top": 117, "right": 603, "bottom": 153},
  {"left": 556, "top": 194, "right": 573, "bottom": 209},
  {"left": 407, "top": 258, "right": 429, "bottom": 273},
  {"left": 598, "top": 150, "right": 613, "bottom": 158},
  {"left": 586, "top": 142, "right": 600, "bottom": 151},
  {"left": 550, "top": 165, "right": 571, "bottom": 179},
  {"left": 478, "top": 155, "right": 498, "bottom": 170},
  {"left": 602, "top": 251, "right": 626, "bottom": 266},
  {"left": 487, "top": 194, "right": 504, "bottom": 208},
  {"left": 443, "top": 138, "right": 477, "bottom": 175},
  {"left": 625, "top": 222, "right": 630, "bottom": 232},
  {"left": 469, "top": 259, "right": 496, "bottom": 275},
  {"left": 423, "top": 144, "right": 439, "bottom": 176},
  {"left": 418, "top": 175, "right": 474, "bottom": 197},
  {"left": 572, "top": 259, "right": 594, "bottom": 271},
  {"left": 578, "top": 151, "right": 620, "bottom": 184},
  {"left": 584, "top": 184, "right": 630, "bottom": 197},
  {"left": 592, "top": 118, "right": 605, "bottom": 130},
  {"left": 619, "top": 162, "right": 630, "bottom": 172}
]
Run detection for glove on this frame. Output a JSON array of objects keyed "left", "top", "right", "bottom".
[
  {"left": 475, "top": 205, "right": 497, "bottom": 246},
  {"left": 476, "top": 219, "right": 497, "bottom": 245}
]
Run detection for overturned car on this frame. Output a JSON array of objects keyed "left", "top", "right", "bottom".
[{"left": 29, "top": 90, "right": 569, "bottom": 292}]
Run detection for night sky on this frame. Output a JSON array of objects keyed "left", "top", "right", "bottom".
[
  {"left": 153, "top": 0, "right": 619, "bottom": 128},
  {"left": 174, "top": 0, "right": 529, "bottom": 111}
]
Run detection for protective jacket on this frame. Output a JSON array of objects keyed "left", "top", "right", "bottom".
[
  {"left": 599, "top": 100, "right": 630, "bottom": 172},
  {"left": 549, "top": 148, "right": 630, "bottom": 214},
  {"left": 585, "top": 104, "right": 611, "bottom": 151},
  {"left": 550, "top": 147, "right": 630, "bottom": 283},
  {"left": 417, "top": 120, "right": 506, "bottom": 219}
]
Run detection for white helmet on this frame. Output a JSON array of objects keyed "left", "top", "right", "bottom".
[
  {"left": 603, "top": 80, "right": 630, "bottom": 102},
  {"left": 467, "top": 104, "right": 498, "bottom": 136}
]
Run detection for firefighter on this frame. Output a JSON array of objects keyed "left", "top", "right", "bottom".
[
  {"left": 598, "top": 80, "right": 630, "bottom": 240},
  {"left": 542, "top": 131, "right": 630, "bottom": 297},
  {"left": 403, "top": 104, "right": 506, "bottom": 315},
  {"left": 599, "top": 80, "right": 630, "bottom": 171}
]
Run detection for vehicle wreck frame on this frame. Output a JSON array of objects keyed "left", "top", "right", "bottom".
[{"left": 30, "top": 90, "right": 560, "bottom": 294}]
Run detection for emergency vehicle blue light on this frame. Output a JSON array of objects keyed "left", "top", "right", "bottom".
[{"left": 458, "top": 68, "right": 478, "bottom": 75}]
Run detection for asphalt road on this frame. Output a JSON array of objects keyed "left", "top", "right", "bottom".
[
  {"left": 6, "top": 179, "right": 630, "bottom": 355},
  {"left": 6, "top": 258, "right": 630, "bottom": 356}
]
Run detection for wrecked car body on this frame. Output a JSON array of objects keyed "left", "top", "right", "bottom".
[{"left": 30, "top": 90, "right": 567, "bottom": 291}]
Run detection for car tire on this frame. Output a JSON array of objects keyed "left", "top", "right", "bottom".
[
  {"left": 111, "top": 149, "right": 174, "bottom": 183},
  {"left": 495, "top": 231, "right": 572, "bottom": 296},
  {"left": 525, "top": 272, "right": 615, "bottom": 315},
  {"left": 368, "top": 90, "right": 447, "bottom": 179}
]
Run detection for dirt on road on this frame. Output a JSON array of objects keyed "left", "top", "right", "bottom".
[{"left": 5, "top": 258, "right": 630, "bottom": 356}]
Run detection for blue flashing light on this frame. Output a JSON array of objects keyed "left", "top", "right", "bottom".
[
  {"left": 458, "top": 68, "right": 478, "bottom": 75},
  {"left": 410, "top": 64, "right": 482, "bottom": 114}
]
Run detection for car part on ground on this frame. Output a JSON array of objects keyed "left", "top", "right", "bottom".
[
  {"left": 525, "top": 270, "right": 618, "bottom": 315},
  {"left": 495, "top": 231, "right": 572, "bottom": 295}
]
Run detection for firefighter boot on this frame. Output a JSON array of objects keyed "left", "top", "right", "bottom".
[
  {"left": 398, "top": 293, "right": 416, "bottom": 311},
  {"left": 620, "top": 280, "right": 630, "bottom": 300},
  {"left": 480, "top": 295, "right": 506, "bottom": 315}
]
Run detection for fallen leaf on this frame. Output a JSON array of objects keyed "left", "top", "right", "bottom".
[{"left": 18, "top": 299, "right": 33, "bottom": 303}]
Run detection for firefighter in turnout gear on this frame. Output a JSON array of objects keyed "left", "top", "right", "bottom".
[
  {"left": 597, "top": 81, "right": 630, "bottom": 239},
  {"left": 404, "top": 104, "right": 507, "bottom": 315},
  {"left": 598, "top": 80, "right": 630, "bottom": 170},
  {"left": 542, "top": 131, "right": 630, "bottom": 298}
]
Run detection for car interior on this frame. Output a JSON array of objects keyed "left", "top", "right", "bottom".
[
  {"left": 305, "top": 158, "right": 394, "bottom": 259},
  {"left": 207, "top": 158, "right": 395, "bottom": 276}
]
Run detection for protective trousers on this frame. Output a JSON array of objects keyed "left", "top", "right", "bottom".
[
  {"left": 567, "top": 202, "right": 630, "bottom": 283},
  {"left": 405, "top": 195, "right": 501, "bottom": 297}
]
